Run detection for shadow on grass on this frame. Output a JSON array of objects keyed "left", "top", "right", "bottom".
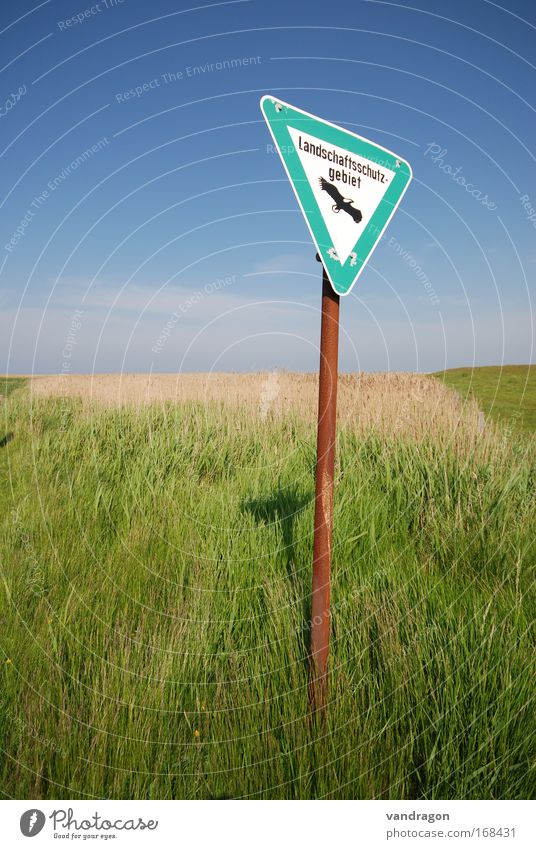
[{"left": 242, "top": 486, "right": 311, "bottom": 653}]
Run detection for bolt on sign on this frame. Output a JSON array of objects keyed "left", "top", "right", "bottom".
[{"left": 260, "top": 95, "right": 413, "bottom": 295}]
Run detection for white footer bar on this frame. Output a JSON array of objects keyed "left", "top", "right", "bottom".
[{"left": 2, "top": 799, "right": 534, "bottom": 848}]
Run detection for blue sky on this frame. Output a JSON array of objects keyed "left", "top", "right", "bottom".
[{"left": 1, "top": 0, "right": 534, "bottom": 374}]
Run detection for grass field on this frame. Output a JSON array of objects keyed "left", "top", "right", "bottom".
[
  {"left": 1, "top": 375, "right": 534, "bottom": 799},
  {"left": 433, "top": 365, "right": 535, "bottom": 433},
  {"left": 1, "top": 376, "right": 26, "bottom": 400}
]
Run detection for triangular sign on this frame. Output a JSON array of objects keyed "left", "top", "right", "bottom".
[{"left": 260, "top": 95, "right": 413, "bottom": 296}]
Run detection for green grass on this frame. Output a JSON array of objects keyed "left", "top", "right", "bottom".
[
  {"left": 1, "top": 376, "right": 27, "bottom": 399},
  {"left": 0, "top": 395, "right": 534, "bottom": 799},
  {"left": 433, "top": 365, "right": 535, "bottom": 433}
]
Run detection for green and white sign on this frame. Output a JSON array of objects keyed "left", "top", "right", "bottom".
[{"left": 260, "top": 95, "right": 413, "bottom": 296}]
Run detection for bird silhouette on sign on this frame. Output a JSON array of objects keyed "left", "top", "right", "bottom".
[{"left": 319, "top": 177, "right": 362, "bottom": 224}]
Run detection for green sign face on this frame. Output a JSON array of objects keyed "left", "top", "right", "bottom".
[{"left": 260, "top": 95, "right": 413, "bottom": 296}]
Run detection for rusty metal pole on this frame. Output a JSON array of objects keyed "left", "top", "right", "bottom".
[{"left": 310, "top": 258, "right": 340, "bottom": 712}]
